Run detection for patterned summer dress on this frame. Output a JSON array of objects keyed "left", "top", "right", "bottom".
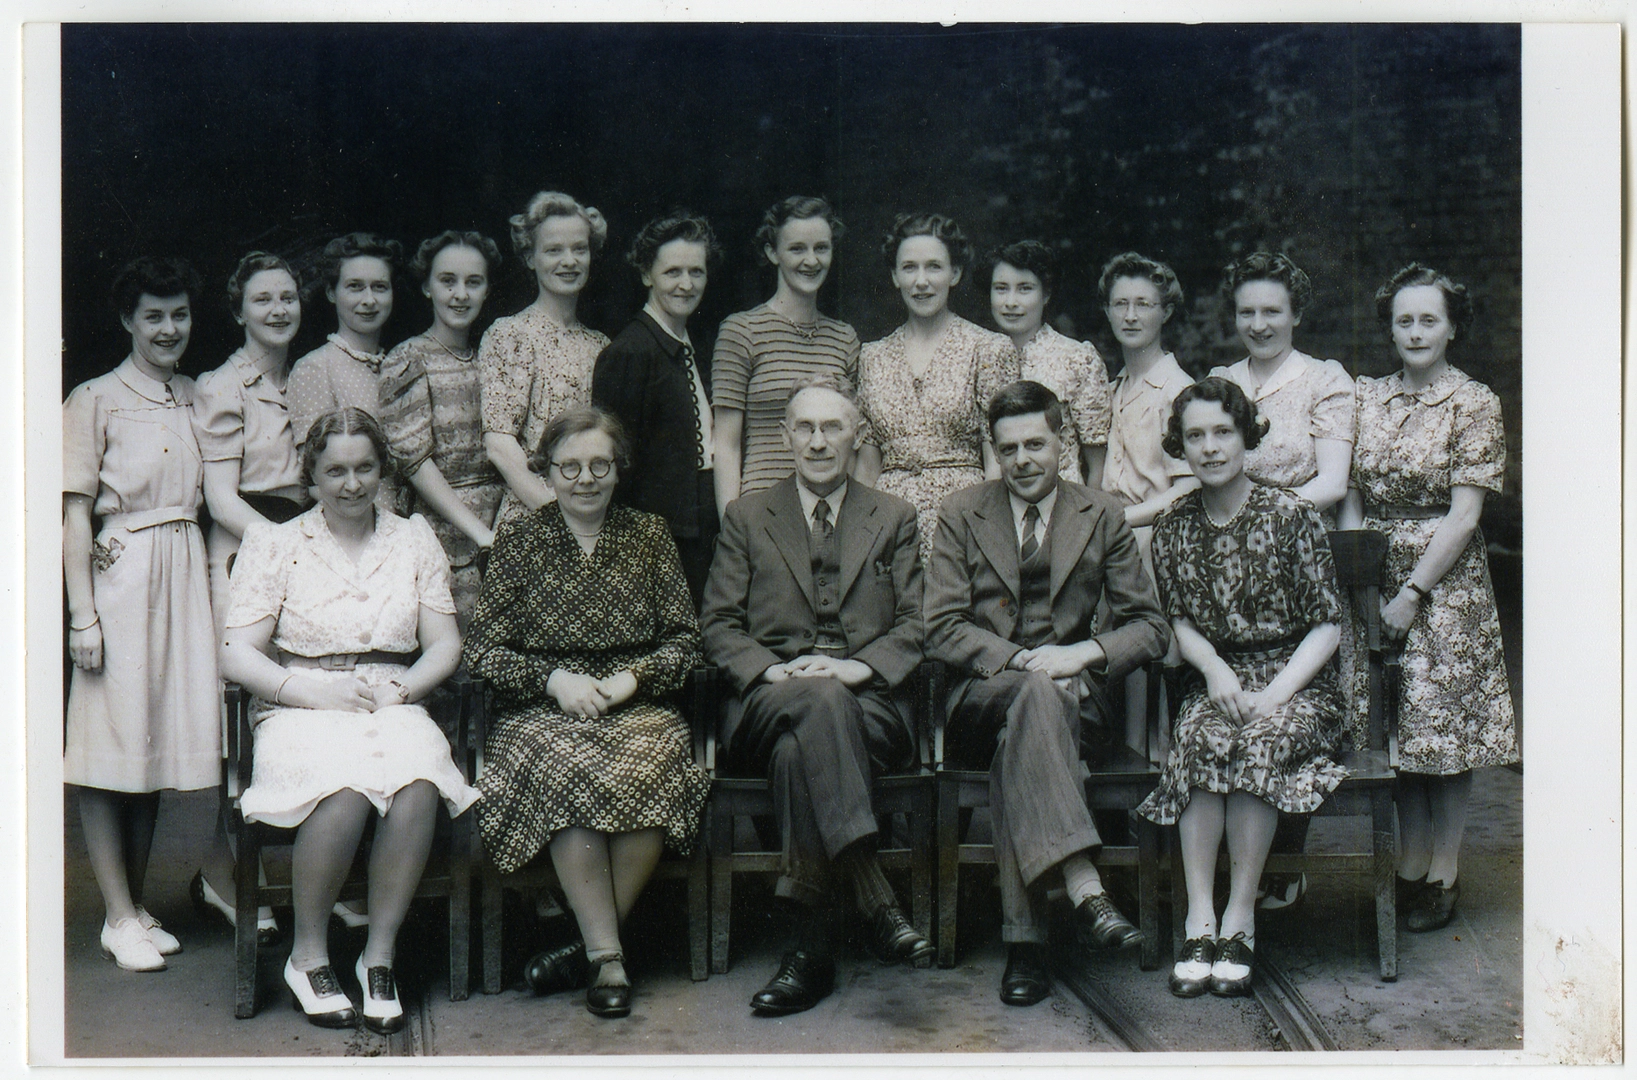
[
  {"left": 465, "top": 503, "right": 710, "bottom": 873},
  {"left": 1349, "top": 367, "right": 1517, "bottom": 774},
  {"left": 1019, "top": 323, "right": 1112, "bottom": 486},
  {"left": 1210, "top": 350, "right": 1356, "bottom": 501},
  {"left": 1138, "top": 485, "right": 1348, "bottom": 824},
  {"left": 858, "top": 315, "right": 1020, "bottom": 560}
]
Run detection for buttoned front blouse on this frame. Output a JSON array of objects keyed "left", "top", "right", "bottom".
[{"left": 191, "top": 347, "right": 305, "bottom": 496}]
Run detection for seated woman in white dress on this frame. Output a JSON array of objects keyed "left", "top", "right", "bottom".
[{"left": 220, "top": 406, "right": 480, "bottom": 1034}]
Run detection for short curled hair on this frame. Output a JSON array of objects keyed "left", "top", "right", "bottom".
[
  {"left": 509, "top": 190, "right": 609, "bottom": 260},
  {"left": 880, "top": 212, "right": 973, "bottom": 274},
  {"left": 531, "top": 405, "right": 633, "bottom": 477},
  {"left": 300, "top": 407, "right": 398, "bottom": 490},
  {"left": 1222, "top": 251, "right": 1313, "bottom": 318},
  {"left": 784, "top": 373, "right": 863, "bottom": 422},
  {"left": 1095, "top": 251, "right": 1184, "bottom": 313},
  {"left": 754, "top": 195, "right": 846, "bottom": 254},
  {"left": 316, "top": 232, "right": 403, "bottom": 294},
  {"left": 986, "top": 240, "right": 1057, "bottom": 300},
  {"left": 409, "top": 230, "right": 504, "bottom": 286},
  {"left": 1373, "top": 262, "right": 1473, "bottom": 348},
  {"left": 226, "top": 252, "right": 300, "bottom": 318},
  {"left": 987, "top": 380, "right": 1065, "bottom": 439},
  {"left": 111, "top": 256, "right": 202, "bottom": 320},
  {"left": 1161, "top": 376, "right": 1270, "bottom": 460},
  {"left": 626, "top": 212, "right": 722, "bottom": 274}
]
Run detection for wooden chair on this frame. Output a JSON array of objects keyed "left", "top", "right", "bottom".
[
  {"left": 223, "top": 672, "right": 481, "bottom": 1019},
  {"left": 703, "top": 663, "right": 936, "bottom": 974},
  {"left": 1165, "top": 528, "right": 1400, "bottom": 980},
  {"left": 475, "top": 669, "right": 711, "bottom": 992},
  {"left": 930, "top": 659, "right": 1166, "bottom": 972}
]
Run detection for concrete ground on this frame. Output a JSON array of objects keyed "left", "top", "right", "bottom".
[{"left": 59, "top": 765, "right": 1522, "bottom": 1059}]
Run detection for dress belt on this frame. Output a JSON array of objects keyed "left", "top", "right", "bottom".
[
  {"left": 280, "top": 650, "right": 417, "bottom": 671},
  {"left": 102, "top": 505, "right": 198, "bottom": 532},
  {"left": 1216, "top": 633, "right": 1306, "bottom": 656},
  {"left": 1366, "top": 503, "right": 1450, "bottom": 520}
]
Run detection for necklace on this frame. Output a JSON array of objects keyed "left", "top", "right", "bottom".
[
  {"left": 769, "top": 307, "right": 819, "bottom": 341},
  {"left": 423, "top": 332, "right": 476, "bottom": 362}
]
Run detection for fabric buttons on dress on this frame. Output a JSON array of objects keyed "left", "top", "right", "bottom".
[{"left": 360, "top": 630, "right": 372, "bottom": 645}]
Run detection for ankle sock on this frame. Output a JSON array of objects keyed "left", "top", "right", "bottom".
[{"left": 1060, "top": 854, "right": 1104, "bottom": 906}]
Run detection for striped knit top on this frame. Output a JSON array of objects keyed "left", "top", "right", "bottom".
[{"left": 710, "top": 303, "right": 860, "bottom": 497}]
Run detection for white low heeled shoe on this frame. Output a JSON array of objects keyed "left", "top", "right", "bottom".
[
  {"left": 100, "top": 917, "right": 166, "bottom": 972},
  {"left": 284, "top": 959, "right": 357, "bottom": 1029},
  {"left": 190, "top": 870, "right": 279, "bottom": 945},
  {"left": 133, "top": 906, "right": 181, "bottom": 956},
  {"left": 356, "top": 955, "right": 405, "bottom": 1035}
]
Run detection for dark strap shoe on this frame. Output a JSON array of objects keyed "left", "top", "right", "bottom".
[
  {"left": 999, "top": 942, "right": 1051, "bottom": 1006},
  {"left": 867, "top": 903, "right": 936, "bottom": 967},
  {"left": 1074, "top": 893, "right": 1145, "bottom": 951},
  {"left": 524, "top": 937, "right": 589, "bottom": 996},
  {"left": 584, "top": 953, "right": 631, "bottom": 1019},
  {"left": 750, "top": 950, "right": 836, "bottom": 1016},
  {"left": 1406, "top": 879, "right": 1460, "bottom": 933}
]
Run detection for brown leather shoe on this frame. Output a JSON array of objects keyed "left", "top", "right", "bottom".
[
  {"left": 1074, "top": 893, "right": 1145, "bottom": 951},
  {"left": 867, "top": 904, "right": 935, "bottom": 967}
]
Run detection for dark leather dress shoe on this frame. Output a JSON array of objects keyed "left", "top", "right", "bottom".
[
  {"left": 1406, "top": 879, "right": 1459, "bottom": 933},
  {"left": 524, "top": 938, "right": 589, "bottom": 996},
  {"left": 868, "top": 904, "right": 936, "bottom": 967},
  {"left": 999, "top": 943, "right": 1051, "bottom": 1006},
  {"left": 750, "top": 950, "right": 836, "bottom": 1016},
  {"left": 584, "top": 954, "right": 631, "bottom": 1018},
  {"left": 1074, "top": 893, "right": 1145, "bottom": 951},
  {"left": 1207, "top": 932, "right": 1255, "bottom": 997}
]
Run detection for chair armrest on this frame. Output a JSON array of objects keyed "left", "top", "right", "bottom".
[
  {"left": 688, "top": 665, "right": 718, "bottom": 772},
  {"left": 1140, "top": 659, "right": 1166, "bottom": 767},
  {"left": 448, "top": 670, "right": 486, "bottom": 784},
  {"left": 922, "top": 660, "right": 949, "bottom": 770},
  {"left": 222, "top": 682, "right": 253, "bottom": 801}
]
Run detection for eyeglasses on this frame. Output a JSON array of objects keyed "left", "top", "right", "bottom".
[
  {"left": 1107, "top": 298, "right": 1160, "bottom": 313},
  {"left": 550, "top": 458, "right": 613, "bottom": 480}
]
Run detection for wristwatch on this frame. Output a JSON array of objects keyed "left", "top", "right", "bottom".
[{"left": 387, "top": 679, "right": 411, "bottom": 705}]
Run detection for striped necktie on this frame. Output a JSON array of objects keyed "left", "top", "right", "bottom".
[{"left": 1020, "top": 503, "right": 1040, "bottom": 562}]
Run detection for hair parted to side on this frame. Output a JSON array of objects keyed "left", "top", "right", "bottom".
[
  {"left": 880, "top": 211, "right": 973, "bottom": 273},
  {"left": 531, "top": 405, "right": 633, "bottom": 476},
  {"left": 409, "top": 230, "right": 504, "bottom": 285},
  {"left": 1162, "top": 376, "right": 1270, "bottom": 459},
  {"left": 1095, "top": 251, "right": 1184, "bottom": 312},
  {"left": 1373, "top": 262, "right": 1472, "bottom": 348},
  {"left": 1222, "top": 251, "right": 1313, "bottom": 317},
  {"left": 226, "top": 252, "right": 299, "bottom": 318},
  {"left": 987, "top": 380, "right": 1064, "bottom": 439},
  {"left": 315, "top": 232, "right": 404, "bottom": 297},
  {"left": 986, "top": 239, "right": 1057, "bottom": 299},
  {"left": 300, "top": 407, "right": 398, "bottom": 489},
  {"left": 783, "top": 372, "right": 863, "bottom": 422},
  {"left": 755, "top": 195, "right": 846, "bottom": 253},
  {"left": 627, "top": 212, "right": 722, "bottom": 273},
  {"left": 112, "top": 256, "right": 203, "bottom": 320},
  {"left": 509, "top": 190, "right": 609, "bottom": 259}
]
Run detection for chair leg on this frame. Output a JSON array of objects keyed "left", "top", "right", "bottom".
[
  {"left": 1372, "top": 786, "right": 1399, "bottom": 981},
  {"left": 447, "top": 813, "right": 471, "bottom": 1002},
  {"left": 234, "top": 823, "right": 261, "bottom": 1019},
  {"left": 911, "top": 786, "right": 934, "bottom": 944},
  {"left": 1169, "top": 832, "right": 1187, "bottom": 961},
  {"left": 935, "top": 774, "right": 960, "bottom": 968},
  {"left": 480, "top": 862, "right": 504, "bottom": 995},
  {"left": 1137, "top": 817, "right": 1161, "bottom": 971},
  {"left": 709, "top": 803, "right": 734, "bottom": 975},
  {"left": 687, "top": 838, "right": 710, "bottom": 981}
]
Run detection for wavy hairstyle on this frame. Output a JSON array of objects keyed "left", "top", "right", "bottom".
[
  {"left": 986, "top": 239, "right": 1058, "bottom": 300},
  {"left": 225, "top": 252, "right": 300, "bottom": 318},
  {"left": 755, "top": 195, "right": 846, "bottom": 255},
  {"left": 626, "top": 212, "right": 722, "bottom": 273},
  {"left": 1161, "top": 376, "right": 1270, "bottom": 460},
  {"left": 1095, "top": 251, "right": 1184, "bottom": 313},
  {"left": 880, "top": 211, "right": 973, "bottom": 274},
  {"left": 111, "top": 256, "right": 203, "bottom": 320},
  {"left": 409, "top": 230, "right": 504, "bottom": 286},
  {"left": 531, "top": 405, "right": 633, "bottom": 476},
  {"left": 1221, "top": 251, "right": 1313, "bottom": 318},
  {"left": 300, "top": 406, "right": 398, "bottom": 490},
  {"left": 1373, "top": 262, "right": 1473, "bottom": 348},
  {"left": 315, "top": 232, "right": 403, "bottom": 296},
  {"left": 508, "top": 190, "right": 608, "bottom": 260}
]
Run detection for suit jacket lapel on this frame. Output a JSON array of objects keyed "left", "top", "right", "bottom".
[
  {"left": 969, "top": 482, "right": 1021, "bottom": 601},
  {"left": 1049, "top": 483, "right": 1097, "bottom": 603},
  {"left": 763, "top": 477, "right": 816, "bottom": 609},
  {"left": 836, "top": 486, "right": 884, "bottom": 601}
]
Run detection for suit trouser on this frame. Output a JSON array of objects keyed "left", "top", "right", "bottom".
[
  {"left": 725, "top": 678, "right": 914, "bottom": 905},
  {"left": 948, "top": 669, "right": 1102, "bottom": 944}
]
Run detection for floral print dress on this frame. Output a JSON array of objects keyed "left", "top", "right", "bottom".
[
  {"left": 1349, "top": 367, "right": 1517, "bottom": 774},
  {"left": 1020, "top": 323, "right": 1112, "bottom": 486},
  {"left": 1138, "top": 485, "right": 1348, "bottom": 824}
]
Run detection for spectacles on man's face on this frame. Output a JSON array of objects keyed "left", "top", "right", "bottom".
[{"left": 550, "top": 458, "right": 614, "bottom": 480}]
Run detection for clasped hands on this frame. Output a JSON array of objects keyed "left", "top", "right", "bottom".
[
  {"left": 1006, "top": 641, "right": 1104, "bottom": 695},
  {"left": 1202, "top": 665, "right": 1290, "bottom": 725},
  {"left": 548, "top": 669, "right": 639, "bottom": 718},
  {"left": 762, "top": 655, "right": 875, "bottom": 688},
  {"left": 275, "top": 673, "right": 408, "bottom": 713}
]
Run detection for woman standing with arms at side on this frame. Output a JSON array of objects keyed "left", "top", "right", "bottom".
[
  {"left": 1339, "top": 264, "right": 1518, "bottom": 932},
  {"left": 480, "top": 191, "right": 611, "bottom": 527},
  {"left": 64, "top": 257, "right": 219, "bottom": 971},
  {"left": 378, "top": 230, "right": 506, "bottom": 629},
  {"left": 855, "top": 212, "right": 1019, "bottom": 559},
  {"left": 988, "top": 239, "right": 1111, "bottom": 487},
  {"left": 712, "top": 195, "right": 860, "bottom": 513}
]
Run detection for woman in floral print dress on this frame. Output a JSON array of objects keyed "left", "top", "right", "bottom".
[
  {"left": 1339, "top": 264, "right": 1518, "bottom": 934},
  {"left": 1138, "top": 377, "right": 1345, "bottom": 1000}
]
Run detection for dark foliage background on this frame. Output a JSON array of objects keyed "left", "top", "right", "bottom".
[{"left": 59, "top": 21, "right": 1520, "bottom": 546}]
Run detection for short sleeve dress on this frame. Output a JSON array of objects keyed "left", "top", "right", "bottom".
[
  {"left": 1138, "top": 485, "right": 1348, "bottom": 824},
  {"left": 378, "top": 333, "right": 504, "bottom": 629},
  {"left": 1019, "top": 324, "right": 1112, "bottom": 486},
  {"left": 476, "top": 308, "right": 609, "bottom": 527},
  {"left": 63, "top": 359, "right": 219, "bottom": 792},
  {"left": 1210, "top": 350, "right": 1357, "bottom": 501},
  {"left": 226, "top": 507, "right": 480, "bottom": 828},
  {"left": 1349, "top": 367, "right": 1518, "bottom": 774},
  {"left": 858, "top": 315, "right": 1021, "bottom": 560},
  {"left": 286, "top": 334, "right": 406, "bottom": 512},
  {"left": 465, "top": 503, "right": 710, "bottom": 874},
  {"left": 711, "top": 304, "right": 860, "bottom": 498}
]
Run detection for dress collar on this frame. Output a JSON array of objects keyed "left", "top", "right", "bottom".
[
  {"left": 115, "top": 356, "right": 187, "bottom": 405},
  {"left": 326, "top": 333, "right": 385, "bottom": 372},
  {"left": 1116, "top": 351, "right": 1184, "bottom": 390},
  {"left": 1386, "top": 365, "right": 1469, "bottom": 406},
  {"left": 1229, "top": 349, "right": 1312, "bottom": 400},
  {"left": 639, "top": 304, "right": 692, "bottom": 353}
]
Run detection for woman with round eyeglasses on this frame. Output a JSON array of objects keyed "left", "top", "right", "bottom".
[
  {"left": 378, "top": 230, "right": 507, "bottom": 630},
  {"left": 712, "top": 195, "right": 861, "bottom": 513},
  {"left": 987, "top": 239, "right": 1111, "bottom": 487},
  {"left": 1338, "top": 263, "right": 1517, "bottom": 934},
  {"left": 466, "top": 407, "right": 708, "bottom": 1019},
  {"left": 480, "top": 191, "right": 611, "bottom": 527}
]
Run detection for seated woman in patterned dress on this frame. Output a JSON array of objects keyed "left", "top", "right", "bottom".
[
  {"left": 220, "top": 407, "right": 480, "bottom": 1034},
  {"left": 465, "top": 406, "right": 710, "bottom": 1020},
  {"left": 1137, "top": 378, "right": 1346, "bottom": 1000},
  {"left": 987, "top": 239, "right": 1111, "bottom": 487},
  {"left": 1338, "top": 264, "right": 1518, "bottom": 933}
]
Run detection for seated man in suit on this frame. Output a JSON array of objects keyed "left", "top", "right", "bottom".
[
  {"left": 701, "top": 375, "right": 933, "bottom": 1017},
  {"left": 926, "top": 380, "right": 1170, "bottom": 1006}
]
